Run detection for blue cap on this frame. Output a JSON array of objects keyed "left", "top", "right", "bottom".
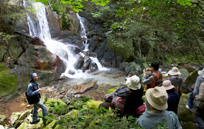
[{"left": 31, "top": 73, "right": 38, "bottom": 79}]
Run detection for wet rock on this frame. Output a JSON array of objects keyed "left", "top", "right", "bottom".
[
  {"left": 67, "top": 81, "right": 97, "bottom": 95},
  {"left": 30, "top": 37, "right": 44, "bottom": 46},
  {"left": 74, "top": 55, "right": 84, "bottom": 70},
  {"left": 82, "top": 56, "right": 91, "bottom": 71},
  {"left": 89, "top": 62, "right": 98, "bottom": 72}
]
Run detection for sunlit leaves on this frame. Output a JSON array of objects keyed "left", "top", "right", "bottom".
[
  {"left": 177, "top": 0, "right": 192, "bottom": 6},
  {"left": 35, "top": 0, "right": 110, "bottom": 12}
]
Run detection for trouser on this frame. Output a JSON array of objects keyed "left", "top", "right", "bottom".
[
  {"left": 188, "top": 92, "right": 194, "bottom": 108},
  {"left": 195, "top": 109, "right": 204, "bottom": 129},
  {"left": 32, "top": 102, "right": 48, "bottom": 124}
]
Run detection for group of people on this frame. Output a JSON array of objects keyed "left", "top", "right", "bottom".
[
  {"left": 26, "top": 61, "right": 204, "bottom": 129},
  {"left": 100, "top": 62, "right": 185, "bottom": 128}
]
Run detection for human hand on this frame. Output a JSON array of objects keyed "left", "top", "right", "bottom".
[
  {"left": 143, "top": 69, "right": 147, "bottom": 74},
  {"left": 38, "top": 88, "right": 41, "bottom": 92}
]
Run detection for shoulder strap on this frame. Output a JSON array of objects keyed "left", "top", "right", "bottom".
[{"left": 152, "top": 74, "right": 159, "bottom": 82}]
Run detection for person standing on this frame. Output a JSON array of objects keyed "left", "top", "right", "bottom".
[
  {"left": 26, "top": 73, "right": 49, "bottom": 125},
  {"left": 186, "top": 67, "right": 204, "bottom": 110},
  {"left": 194, "top": 82, "right": 204, "bottom": 129},
  {"left": 162, "top": 80, "right": 180, "bottom": 114},
  {"left": 168, "top": 67, "right": 183, "bottom": 96},
  {"left": 135, "top": 87, "right": 182, "bottom": 129},
  {"left": 142, "top": 62, "right": 163, "bottom": 90}
]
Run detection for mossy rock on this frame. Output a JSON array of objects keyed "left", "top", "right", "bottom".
[
  {"left": 178, "top": 93, "right": 195, "bottom": 122},
  {"left": 0, "top": 63, "right": 18, "bottom": 97},
  {"left": 182, "top": 121, "right": 196, "bottom": 129},
  {"left": 0, "top": 115, "right": 6, "bottom": 125},
  {"left": 183, "top": 69, "right": 198, "bottom": 92}
]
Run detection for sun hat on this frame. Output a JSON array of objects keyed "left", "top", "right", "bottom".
[
  {"left": 198, "top": 69, "right": 204, "bottom": 78},
  {"left": 168, "top": 67, "right": 181, "bottom": 76},
  {"left": 125, "top": 75, "right": 141, "bottom": 90},
  {"left": 31, "top": 73, "right": 38, "bottom": 79},
  {"left": 161, "top": 80, "right": 174, "bottom": 90},
  {"left": 145, "top": 87, "right": 168, "bottom": 110}
]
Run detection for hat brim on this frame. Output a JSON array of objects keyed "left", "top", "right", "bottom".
[
  {"left": 146, "top": 88, "right": 168, "bottom": 110},
  {"left": 198, "top": 70, "right": 204, "bottom": 78},
  {"left": 127, "top": 83, "right": 141, "bottom": 90},
  {"left": 162, "top": 85, "right": 174, "bottom": 90},
  {"left": 168, "top": 70, "right": 181, "bottom": 76}
]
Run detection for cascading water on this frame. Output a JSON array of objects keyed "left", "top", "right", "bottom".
[
  {"left": 24, "top": 0, "right": 109, "bottom": 78},
  {"left": 76, "top": 13, "right": 89, "bottom": 52}
]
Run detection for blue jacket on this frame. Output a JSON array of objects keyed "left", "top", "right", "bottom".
[
  {"left": 27, "top": 82, "right": 40, "bottom": 97},
  {"left": 167, "top": 89, "right": 180, "bottom": 114}
]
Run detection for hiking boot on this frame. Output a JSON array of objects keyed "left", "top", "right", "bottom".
[
  {"left": 186, "top": 104, "right": 193, "bottom": 112},
  {"left": 31, "top": 119, "right": 40, "bottom": 124},
  {"left": 43, "top": 120, "right": 53, "bottom": 126}
]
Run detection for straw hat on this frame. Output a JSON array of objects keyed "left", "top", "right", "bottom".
[
  {"left": 198, "top": 69, "right": 204, "bottom": 78},
  {"left": 126, "top": 75, "right": 141, "bottom": 90},
  {"left": 168, "top": 67, "right": 181, "bottom": 76},
  {"left": 161, "top": 80, "right": 174, "bottom": 90},
  {"left": 146, "top": 87, "right": 168, "bottom": 110}
]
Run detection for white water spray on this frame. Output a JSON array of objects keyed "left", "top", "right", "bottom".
[{"left": 24, "top": 0, "right": 109, "bottom": 78}]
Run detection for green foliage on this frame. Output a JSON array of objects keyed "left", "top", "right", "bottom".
[
  {"left": 0, "top": 63, "right": 17, "bottom": 97},
  {"left": 35, "top": 0, "right": 110, "bottom": 12},
  {"left": 106, "top": 86, "right": 119, "bottom": 94}
]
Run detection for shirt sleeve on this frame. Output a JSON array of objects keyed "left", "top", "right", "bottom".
[
  {"left": 142, "top": 73, "right": 153, "bottom": 85},
  {"left": 27, "top": 83, "right": 39, "bottom": 97}
]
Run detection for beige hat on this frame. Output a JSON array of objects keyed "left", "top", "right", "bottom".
[
  {"left": 126, "top": 75, "right": 141, "bottom": 90},
  {"left": 146, "top": 87, "right": 168, "bottom": 110},
  {"left": 162, "top": 80, "right": 174, "bottom": 90},
  {"left": 168, "top": 67, "right": 181, "bottom": 76},
  {"left": 198, "top": 69, "right": 204, "bottom": 78}
]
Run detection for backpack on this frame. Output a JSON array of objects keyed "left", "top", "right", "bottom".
[
  {"left": 104, "top": 87, "right": 129, "bottom": 114},
  {"left": 25, "top": 83, "right": 41, "bottom": 104},
  {"left": 25, "top": 92, "right": 40, "bottom": 104},
  {"left": 152, "top": 72, "right": 163, "bottom": 86},
  {"left": 146, "top": 72, "right": 163, "bottom": 90}
]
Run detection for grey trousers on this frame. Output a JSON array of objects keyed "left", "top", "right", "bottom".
[
  {"left": 32, "top": 102, "right": 48, "bottom": 124},
  {"left": 195, "top": 109, "right": 204, "bottom": 129}
]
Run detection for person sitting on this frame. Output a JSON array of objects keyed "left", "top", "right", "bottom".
[
  {"left": 99, "top": 75, "right": 143, "bottom": 117},
  {"left": 168, "top": 67, "right": 183, "bottom": 96},
  {"left": 135, "top": 87, "right": 182, "bottom": 129},
  {"left": 162, "top": 80, "right": 180, "bottom": 114},
  {"left": 142, "top": 62, "right": 163, "bottom": 90}
]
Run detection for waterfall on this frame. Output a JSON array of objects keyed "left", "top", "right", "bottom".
[
  {"left": 76, "top": 13, "right": 89, "bottom": 52},
  {"left": 24, "top": 0, "right": 109, "bottom": 78}
]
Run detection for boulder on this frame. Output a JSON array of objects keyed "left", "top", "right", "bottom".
[
  {"left": 0, "top": 63, "right": 18, "bottom": 97},
  {"left": 177, "top": 93, "right": 195, "bottom": 122},
  {"left": 13, "top": 43, "right": 64, "bottom": 92},
  {"left": 180, "top": 68, "right": 189, "bottom": 81},
  {"left": 82, "top": 56, "right": 91, "bottom": 71},
  {"left": 183, "top": 69, "right": 198, "bottom": 93},
  {"left": 67, "top": 81, "right": 97, "bottom": 95},
  {"left": 10, "top": 112, "right": 21, "bottom": 125},
  {"left": 74, "top": 55, "right": 84, "bottom": 70}
]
